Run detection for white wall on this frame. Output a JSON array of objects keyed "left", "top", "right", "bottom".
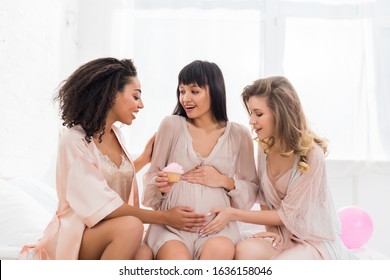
[
  {"left": 0, "top": 0, "right": 79, "bottom": 186},
  {"left": 0, "top": 0, "right": 63, "bottom": 185}
]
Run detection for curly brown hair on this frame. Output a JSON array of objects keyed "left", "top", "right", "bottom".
[
  {"left": 54, "top": 58, "right": 137, "bottom": 142},
  {"left": 241, "top": 76, "right": 328, "bottom": 173}
]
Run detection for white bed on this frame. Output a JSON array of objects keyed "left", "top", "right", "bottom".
[
  {"left": 0, "top": 176, "right": 56, "bottom": 260},
  {"left": 0, "top": 176, "right": 388, "bottom": 260}
]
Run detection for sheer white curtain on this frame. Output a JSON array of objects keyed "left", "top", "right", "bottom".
[
  {"left": 2, "top": 0, "right": 387, "bottom": 179},
  {"left": 123, "top": 1, "right": 263, "bottom": 153},
  {"left": 117, "top": 0, "right": 389, "bottom": 170},
  {"left": 282, "top": 0, "right": 380, "bottom": 162}
]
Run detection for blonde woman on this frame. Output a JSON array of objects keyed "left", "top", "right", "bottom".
[{"left": 200, "top": 76, "right": 355, "bottom": 260}]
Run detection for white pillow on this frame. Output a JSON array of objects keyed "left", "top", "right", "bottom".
[
  {"left": 0, "top": 179, "right": 52, "bottom": 248},
  {"left": 7, "top": 176, "right": 57, "bottom": 213}
]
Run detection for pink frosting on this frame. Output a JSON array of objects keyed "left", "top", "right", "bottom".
[{"left": 163, "top": 162, "right": 184, "bottom": 174}]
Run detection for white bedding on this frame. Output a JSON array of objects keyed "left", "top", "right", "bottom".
[
  {"left": 0, "top": 177, "right": 56, "bottom": 260},
  {"left": 0, "top": 176, "right": 388, "bottom": 260},
  {"left": 0, "top": 245, "right": 22, "bottom": 260}
]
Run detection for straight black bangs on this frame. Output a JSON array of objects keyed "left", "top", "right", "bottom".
[{"left": 178, "top": 61, "right": 208, "bottom": 87}]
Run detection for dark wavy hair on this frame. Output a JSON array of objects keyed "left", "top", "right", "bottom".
[
  {"left": 54, "top": 57, "right": 137, "bottom": 142},
  {"left": 172, "top": 60, "right": 228, "bottom": 122}
]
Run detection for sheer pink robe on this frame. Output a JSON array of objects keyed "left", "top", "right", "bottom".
[
  {"left": 19, "top": 125, "right": 139, "bottom": 260},
  {"left": 142, "top": 115, "right": 258, "bottom": 259},
  {"left": 258, "top": 143, "right": 355, "bottom": 259}
]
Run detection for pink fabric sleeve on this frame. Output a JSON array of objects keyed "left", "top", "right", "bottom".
[
  {"left": 142, "top": 116, "right": 178, "bottom": 209},
  {"left": 227, "top": 124, "right": 259, "bottom": 210},
  {"left": 63, "top": 139, "right": 124, "bottom": 228},
  {"left": 277, "top": 144, "right": 338, "bottom": 241}
]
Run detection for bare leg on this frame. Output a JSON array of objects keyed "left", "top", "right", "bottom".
[
  {"left": 199, "top": 236, "right": 235, "bottom": 260},
  {"left": 273, "top": 243, "right": 323, "bottom": 260},
  {"left": 134, "top": 243, "right": 153, "bottom": 260},
  {"left": 234, "top": 238, "right": 276, "bottom": 260},
  {"left": 79, "top": 216, "right": 143, "bottom": 260},
  {"left": 156, "top": 240, "right": 191, "bottom": 260}
]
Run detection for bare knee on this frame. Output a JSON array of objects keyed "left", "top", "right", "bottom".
[
  {"left": 200, "top": 236, "right": 235, "bottom": 260},
  {"left": 157, "top": 240, "right": 191, "bottom": 260},
  {"left": 135, "top": 243, "right": 153, "bottom": 260},
  {"left": 105, "top": 216, "right": 144, "bottom": 258},
  {"left": 235, "top": 238, "right": 274, "bottom": 260},
  {"left": 118, "top": 216, "right": 144, "bottom": 238},
  {"left": 79, "top": 216, "right": 144, "bottom": 260},
  {"left": 235, "top": 239, "right": 254, "bottom": 259}
]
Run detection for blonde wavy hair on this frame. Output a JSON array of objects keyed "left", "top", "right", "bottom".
[{"left": 241, "top": 76, "right": 328, "bottom": 173}]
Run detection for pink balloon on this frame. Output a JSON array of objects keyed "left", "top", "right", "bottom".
[{"left": 337, "top": 206, "right": 374, "bottom": 249}]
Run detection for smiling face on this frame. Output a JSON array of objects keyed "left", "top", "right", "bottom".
[
  {"left": 179, "top": 83, "right": 212, "bottom": 120},
  {"left": 246, "top": 95, "right": 275, "bottom": 141},
  {"left": 109, "top": 77, "right": 143, "bottom": 125}
]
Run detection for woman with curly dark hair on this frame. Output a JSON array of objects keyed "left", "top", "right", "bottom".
[{"left": 18, "top": 58, "right": 205, "bottom": 260}]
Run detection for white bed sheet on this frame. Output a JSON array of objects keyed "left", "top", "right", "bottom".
[
  {"left": 0, "top": 245, "right": 22, "bottom": 260},
  {"left": 0, "top": 177, "right": 56, "bottom": 260}
]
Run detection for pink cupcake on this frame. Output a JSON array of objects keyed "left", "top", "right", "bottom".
[{"left": 163, "top": 162, "right": 184, "bottom": 183}]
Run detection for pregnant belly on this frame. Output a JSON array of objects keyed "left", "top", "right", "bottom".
[{"left": 161, "top": 182, "right": 231, "bottom": 214}]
